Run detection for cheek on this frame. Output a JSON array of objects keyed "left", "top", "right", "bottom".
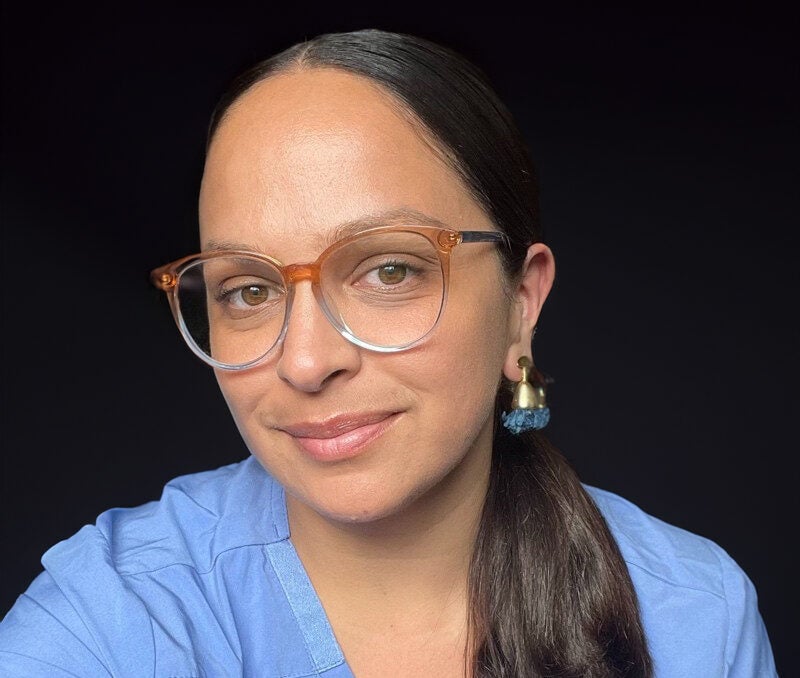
[
  {"left": 213, "top": 369, "right": 273, "bottom": 443},
  {"left": 443, "top": 266, "right": 513, "bottom": 371},
  {"left": 403, "top": 284, "right": 512, "bottom": 436}
]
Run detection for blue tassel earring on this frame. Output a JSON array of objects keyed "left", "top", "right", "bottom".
[{"left": 502, "top": 356, "right": 550, "bottom": 434}]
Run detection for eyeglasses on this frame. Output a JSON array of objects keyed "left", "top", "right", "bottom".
[{"left": 151, "top": 224, "right": 508, "bottom": 370}]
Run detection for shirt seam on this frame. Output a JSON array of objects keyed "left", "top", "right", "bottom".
[
  {"left": 263, "top": 542, "right": 345, "bottom": 678},
  {"left": 0, "top": 650, "right": 91, "bottom": 677},
  {"left": 16, "top": 592, "right": 113, "bottom": 674},
  {"left": 623, "top": 560, "right": 726, "bottom": 601},
  {"left": 116, "top": 542, "right": 278, "bottom": 577},
  {"left": 24, "top": 573, "right": 119, "bottom": 677},
  {"left": 710, "top": 543, "right": 735, "bottom": 671}
]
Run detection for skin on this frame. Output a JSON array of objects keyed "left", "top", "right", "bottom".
[{"left": 200, "top": 67, "right": 554, "bottom": 676}]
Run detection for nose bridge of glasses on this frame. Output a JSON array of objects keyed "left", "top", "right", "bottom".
[
  {"left": 279, "top": 262, "right": 351, "bottom": 354},
  {"left": 281, "top": 262, "right": 335, "bottom": 333},
  {"left": 283, "top": 262, "right": 321, "bottom": 285}
]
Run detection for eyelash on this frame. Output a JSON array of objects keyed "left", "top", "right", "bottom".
[
  {"left": 215, "top": 282, "right": 282, "bottom": 307},
  {"left": 357, "top": 259, "right": 422, "bottom": 286}
]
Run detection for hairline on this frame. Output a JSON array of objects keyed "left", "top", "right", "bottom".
[{"left": 207, "top": 61, "right": 492, "bottom": 227}]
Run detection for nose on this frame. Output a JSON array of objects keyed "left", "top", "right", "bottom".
[{"left": 275, "top": 282, "right": 362, "bottom": 393}]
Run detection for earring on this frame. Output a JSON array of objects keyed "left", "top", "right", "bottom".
[{"left": 502, "top": 356, "right": 550, "bottom": 434}]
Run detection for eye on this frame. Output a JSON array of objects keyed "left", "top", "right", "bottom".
[
  {"left": 349, "top": 256, "right": 434, "bottom": 296},
  {"left": 239, "top": 285, "right": 271, "bottom": 306},
  {"left": 356, "top": 260, "right": 419, "bottom": 289},
  {"left": 376, "top": 263, "right": 407, "bottom": 285},
  {"left": 215, "top": 278, "right": 284, "bottom": 313}
]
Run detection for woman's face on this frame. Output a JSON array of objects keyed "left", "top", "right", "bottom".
[{"left": 200, "top": 68, "right": 549, "bottom": 524}]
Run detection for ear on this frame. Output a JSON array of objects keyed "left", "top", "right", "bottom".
[{"left": 503, "top": 243, "right": 555, "bottom": 381}]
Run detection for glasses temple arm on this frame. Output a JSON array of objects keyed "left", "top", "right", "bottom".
[{"left": 459, "top": 231, "right": 512, "bottom": 248}]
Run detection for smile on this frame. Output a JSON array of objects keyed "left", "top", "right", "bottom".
[{"left": 277, "top": 412, "right": 401, "bottom": 462}]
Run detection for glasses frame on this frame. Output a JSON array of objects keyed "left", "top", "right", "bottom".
[{"left": 151, "top": 224, "right": 509, "bottom": 370}]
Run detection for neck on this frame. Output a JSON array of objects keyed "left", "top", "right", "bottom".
[{"left": 286, "top": 427, "right": 492, "bottom": 625}]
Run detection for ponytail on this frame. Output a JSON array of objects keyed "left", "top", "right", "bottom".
[{"left": 467, "top": 393, "right": 653, "bottom": 676}]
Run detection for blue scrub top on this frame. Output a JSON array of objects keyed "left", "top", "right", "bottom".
[{"left": 0, "top": 456, "right": 777, "bottom": 676}]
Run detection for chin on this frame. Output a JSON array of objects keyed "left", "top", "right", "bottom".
[
  {"left": 294, "top": 473, "right": 437, "bottom": 527},
  {"left": 311, "top": 489, "right": 414, "bottom": 525}
]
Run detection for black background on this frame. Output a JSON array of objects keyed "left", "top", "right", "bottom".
[{"left": 1, "top": 3, "right": 797, "bottom": 673}]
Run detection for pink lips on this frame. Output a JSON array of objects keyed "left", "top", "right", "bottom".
[{"left": 277, "top": 412, "right": 400, "bottom": 461}]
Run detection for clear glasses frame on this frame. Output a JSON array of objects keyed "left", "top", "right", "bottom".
[{"left": 151, "top": 224, "right": 509, "bottom": 370}]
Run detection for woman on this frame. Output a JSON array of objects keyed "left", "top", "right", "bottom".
[{"left": 0, "top": 30, "right": 777, "bottom": 677}]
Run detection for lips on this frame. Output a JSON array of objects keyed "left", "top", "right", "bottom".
[{"left": 276, "top": 411, "right": 400, "bottom": 461}]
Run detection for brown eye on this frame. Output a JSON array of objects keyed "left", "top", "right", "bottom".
[
  {"left": 241, "top": 285, "right": 269, "bottom": 305},
  {"left": 377, "top": 264, "right": 407, "bottom": 285}
]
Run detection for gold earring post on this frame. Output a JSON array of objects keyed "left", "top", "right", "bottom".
[{"left": 511, "top": 356, "right": 547, "bottom": 410}]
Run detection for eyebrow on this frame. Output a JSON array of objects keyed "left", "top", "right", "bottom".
[{"left": 202, "top": 207, "right": 451, "bottom": 254}]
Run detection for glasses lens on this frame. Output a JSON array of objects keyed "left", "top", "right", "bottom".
[
  {"left": 177, "top": 256, "right": 286, "bottom": 367},
  {"left": 320, "top": 230, "right": 444, "bottom": 349}
]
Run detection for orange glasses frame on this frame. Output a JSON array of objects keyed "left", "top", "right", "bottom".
[{"left": 151, "top": 224, "right": 509, "bottom": 370}]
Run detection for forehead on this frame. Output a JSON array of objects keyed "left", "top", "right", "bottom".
[{"left": 199, "top": 67, "right": 487, "bottom": 254}]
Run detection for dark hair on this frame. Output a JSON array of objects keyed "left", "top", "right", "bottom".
[{"left": 208, "top": 29, "right": 652, "bottom": 677}]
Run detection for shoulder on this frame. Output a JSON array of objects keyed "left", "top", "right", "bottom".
[
  {"left": 585, "top": 485, "right": 777, "bottom": 677},
  {"left": 586, "top": 484, "right": 729, "bottom": 593},
  {"left": 0, "top": 457, "right": 294, "bottom": 676},
  {"left": 67, "top": 455, "right": 287, "bottom": 575}
]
